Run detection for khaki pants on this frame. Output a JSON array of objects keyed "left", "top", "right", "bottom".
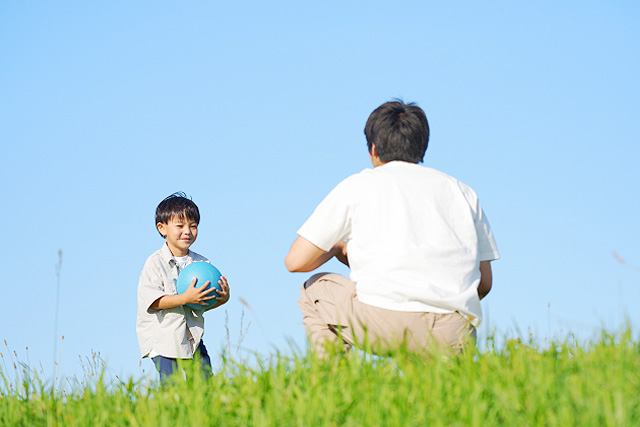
[{"left": 298, "top": 273, "right": 476, "bottom": 357}]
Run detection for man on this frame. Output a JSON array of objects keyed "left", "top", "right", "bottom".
[{"left": 285, "top": 100, "right": 499, "bottom": 356}]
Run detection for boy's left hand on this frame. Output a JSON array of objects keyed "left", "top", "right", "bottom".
[{"left": 214, "top": 276, "right": 230, "bottom": 305}]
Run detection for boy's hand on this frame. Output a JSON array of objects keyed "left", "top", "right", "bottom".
[
  {"left": 182, "top": 277, "right": 216, "bottom": 307},
  {"left": 211, "top": 276, "right": 230, "bottom": 307}
]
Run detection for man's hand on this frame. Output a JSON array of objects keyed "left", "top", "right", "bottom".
[{"left": 332, "top": 240, "right": 349, "bottom": 267}]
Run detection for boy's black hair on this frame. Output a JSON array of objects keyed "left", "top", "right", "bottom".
[
  {"left": 364, "top": 100, "right": 430, "bottom": 163},
  {"left": 155, "top": 192, "right": 200, "bottom": 235}
]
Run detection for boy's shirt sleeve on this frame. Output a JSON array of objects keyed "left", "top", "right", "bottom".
[{"left": 138, "top": 258, "right": 168, "bottom": 313}]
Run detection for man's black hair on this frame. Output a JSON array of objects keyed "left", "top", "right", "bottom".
[
  {"left": 364, "top": 100, "right": 430, "bottom": 163},
  {"left": 155, "top": 192, "right": 200, "bottom": 234}
]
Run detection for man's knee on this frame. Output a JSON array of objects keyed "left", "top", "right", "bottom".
[
  {"left": 303, "top": 272, "right": 333, "bottom": 289},
  {"left": 431, "top": 313, "right": 477, "bottom": 353}
]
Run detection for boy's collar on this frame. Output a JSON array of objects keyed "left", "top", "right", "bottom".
[{"left": 160, "top": 243, "right": 191, "bottom": 265}]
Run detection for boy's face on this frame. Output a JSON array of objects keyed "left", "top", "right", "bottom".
[{"left": 157, "top": 216, "right": 198, "bottom": 257}]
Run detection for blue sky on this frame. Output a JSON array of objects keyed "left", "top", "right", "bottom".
[{"left": 1, "top": 1, "right": 638, "bottom": 382}]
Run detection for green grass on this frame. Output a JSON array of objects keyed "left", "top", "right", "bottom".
[{"left": 2, "top": 330, "right": 639, "bottom": 426}]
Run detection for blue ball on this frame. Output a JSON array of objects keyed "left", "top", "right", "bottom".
[{"left": 176, "top": 262, "right": 223, "bottom": 310}]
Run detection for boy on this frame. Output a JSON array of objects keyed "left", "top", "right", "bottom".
[{"left": 136, "top": 192, "right": 229, "bottom": 382}]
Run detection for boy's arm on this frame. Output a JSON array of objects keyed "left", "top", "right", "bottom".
[
  {"left": 150, "top": 277, "right": 217, "bottom": 310},
  {"left": 151, "top": 294, "right": 188, "bottom": 310}
]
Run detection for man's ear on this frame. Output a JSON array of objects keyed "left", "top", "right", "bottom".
[
  {"left": 370, "top": 143, "right": 378, "bottom": 158},
  {"left": 369, "top": 143, "right": 385, "bottom": 167},
  {"left": 157, "top": 222, "right": 167, "bottom": 237}
]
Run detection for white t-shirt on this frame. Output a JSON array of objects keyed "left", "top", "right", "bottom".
[
  {"left": 173, "top": 255, "right": 189, "bottom": 269},
  {"left": 297, "top": 161, "right": 500, "bottom": 326}
]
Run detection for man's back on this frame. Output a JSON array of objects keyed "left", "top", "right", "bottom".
[{"left": 298, "top": 160, "right": 499, "bottom": 324}]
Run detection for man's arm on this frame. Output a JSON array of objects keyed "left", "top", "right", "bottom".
[
  {"left": 478, "top": 260, "right": 493, "bottom": 300},
  {"left": 285, "top": 236, "right": 348, "bottom": 272}
]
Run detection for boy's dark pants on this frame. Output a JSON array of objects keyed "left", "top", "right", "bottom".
[{"left": 152, "top": 340, "right": 212, "bottom": 383}]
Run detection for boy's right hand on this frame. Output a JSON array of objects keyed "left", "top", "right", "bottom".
[{"left": 182, "top": 278, "right": 216, "bottom": 307}]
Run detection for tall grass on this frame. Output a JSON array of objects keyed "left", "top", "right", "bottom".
[{"left": 1, "top": 330, "right": 639, "bottom": 426}]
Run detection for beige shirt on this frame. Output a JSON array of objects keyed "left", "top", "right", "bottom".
[{"left": 136, "top": 244, "right": 208, "bottom": 358}]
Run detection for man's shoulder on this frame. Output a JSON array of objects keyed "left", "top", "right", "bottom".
[
  {"left": 420, "top": 167, "right": 481, "bottom": 207},
  {"left": 409, "top": 163, "right": 475, "bottom": 190},
  {"left": 319, "top": 169, "right": 368, "bottom": 198},
  {"left": 336, "top": 167, "right": 377, "bottom": 186},
  {"left": 384, "top": 161, "right": 449, "bottom": 177},
  {"left": 331, "top": 163, "right": 451, "bottom": 192}
]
